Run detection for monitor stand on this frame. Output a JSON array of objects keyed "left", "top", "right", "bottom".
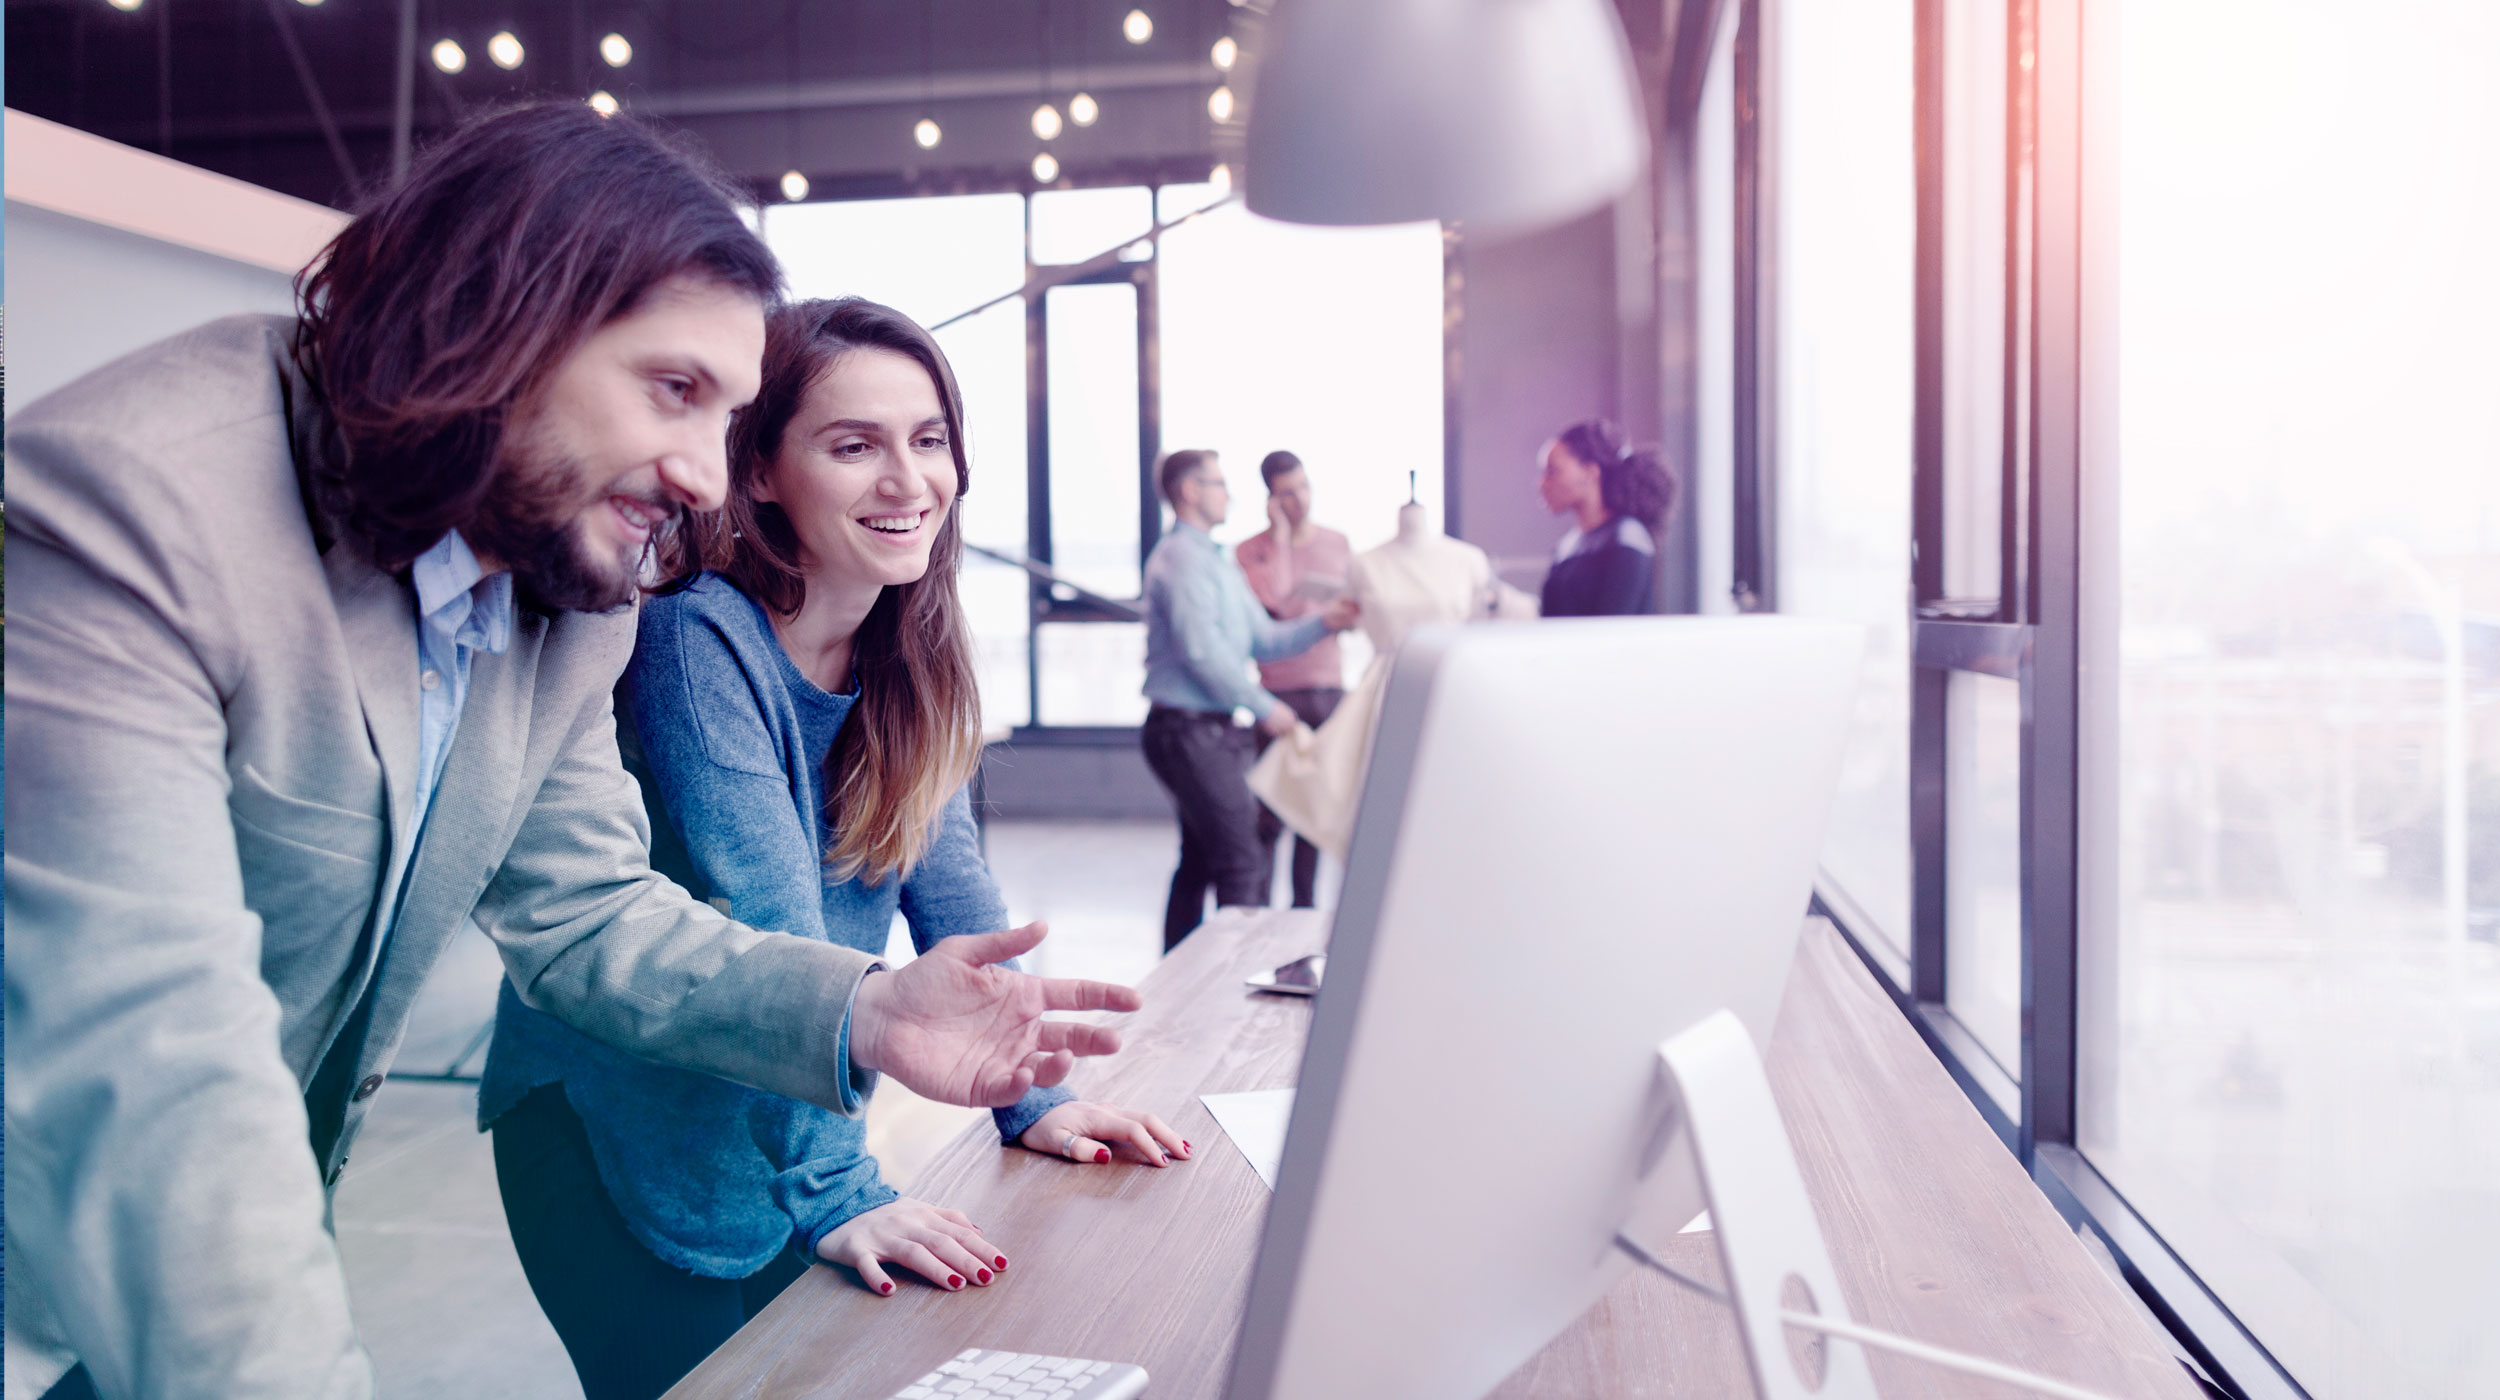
[{"left": 1616, "top": 1010, "right": 1879, "bottom": 1400}]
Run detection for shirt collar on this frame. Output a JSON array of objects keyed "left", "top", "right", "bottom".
[{"left": 411, "top": 530, "right": 515, "bottom": 656}]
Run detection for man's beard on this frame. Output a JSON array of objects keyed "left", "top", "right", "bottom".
[{"left": 466, "top": 440, "right": 677, "bottom": 615}]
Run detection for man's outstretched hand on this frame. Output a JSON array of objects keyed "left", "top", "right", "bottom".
[{"left": 848, "top": 921, "right": 1142, "bottom": 1107}]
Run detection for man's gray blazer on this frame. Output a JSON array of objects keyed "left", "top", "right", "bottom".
[{"left": 3, "top": 315, "right": 885, "bottom": 1398}]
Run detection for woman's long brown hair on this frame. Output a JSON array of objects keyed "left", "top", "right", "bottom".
[{"left": 663, "top": 298, "right": 982, "bottom": 885}]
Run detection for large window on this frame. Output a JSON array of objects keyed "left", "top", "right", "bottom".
[
  {"left": 2078, "top": 5, "right": 2500, "bottom": 1395},
  {"left": 1771, "top": 0, "right": 1917, "bottom": 955}
]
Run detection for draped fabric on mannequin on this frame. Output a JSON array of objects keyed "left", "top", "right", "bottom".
[{"left": 1248, "top": 517, "right": 1505, "bottom": 859}]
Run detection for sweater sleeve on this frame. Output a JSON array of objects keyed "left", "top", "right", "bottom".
[{"left": 899, "top": 785, "right": 1074, "bottom": 1144}]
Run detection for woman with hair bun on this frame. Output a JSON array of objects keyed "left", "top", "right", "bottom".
[{"left": 1534, "top": 418, "right": 1677, "bottom": 617}]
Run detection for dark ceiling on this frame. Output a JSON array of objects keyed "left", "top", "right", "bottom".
[{"left": 5, "top": 0, "right": 1247, "bottom": 210}]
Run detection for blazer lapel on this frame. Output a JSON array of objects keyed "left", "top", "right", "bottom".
[
  {"left": 323, "top": 546, "right": 421, "bottom": 905},
  {"left": 371, "top": 611, "right": 547, "bottom": 1020}
]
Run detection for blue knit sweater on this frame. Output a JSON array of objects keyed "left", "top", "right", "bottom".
[{"left": 480, "top": 572, "right": 1067, "bottom": 1278}]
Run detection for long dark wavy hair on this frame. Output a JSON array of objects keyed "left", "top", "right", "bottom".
[
  {"left": 664, "top": 298, "right": 982, "bottom": 884},
  {"left": 294, "top": 101, "right": 780, "bottom": 571},
  {"left": 1557, "top": 418, "right": 1678, "bottom": 531}
]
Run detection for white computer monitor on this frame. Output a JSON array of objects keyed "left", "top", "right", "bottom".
[{"left": 1226, "top": 616, "right": 1864, "bottom": 1400}]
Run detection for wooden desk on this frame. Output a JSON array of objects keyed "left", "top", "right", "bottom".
[{"left": 670, "top": 910, "right": 2198, "bottom": 1399}]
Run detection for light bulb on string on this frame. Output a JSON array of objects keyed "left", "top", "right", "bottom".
[
  {"left": 1208, "top": 86, "right": 1235, "bottom": 122},
  {"left": 1032, "top": 151, "right": 1060, "bottom": 183},
  {"left": 588, "top": 91, "right": 619, "bottom": 117},
  {"left": 431, "top": 38, "right": 467, "bottom": 73},
  {"left": 780, "top": 170, "right": 810, "bottom": 202},
  {"left": 487, "top": 31, "right": 524, "bottom": 69},
  {"left": 1209, "top": 162, "right": 1233, "bottom": 193},
  {"left": 914, "top": 118, "right": 943, "bottom": 150},
  {"left": 1069, "top": 92, "right": 1099, "bottom": 126},
  {"left": 600, "top": 33, "right": 632, "bottom": 67},
  {"left": 1122, "top": 9, "right": 1152, "bottom": 44},
  {"left": 106, "top": 0, "right": 144, "bottom": 11},
  {"left": 1212, "top": 36, "right": 1237, "bottom": 70},
  {"left": 1032, "top": 103, "right": 1064, "bottom": 141}
]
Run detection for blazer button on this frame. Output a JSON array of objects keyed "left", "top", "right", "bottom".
[{"left": 353, "top": 1074, "right": 384, "bottom": 1102}]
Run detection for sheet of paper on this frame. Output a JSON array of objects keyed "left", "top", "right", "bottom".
[{"left": 1200, "top": 1088, "right": 1297, "bottom": 1190}]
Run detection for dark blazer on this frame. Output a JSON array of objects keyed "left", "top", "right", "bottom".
[{"left": 1540, "top": 516, "right": 1658, "bottom": 617}]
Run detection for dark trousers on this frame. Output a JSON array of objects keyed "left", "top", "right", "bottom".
[
  {"left": 1253, "top": 685, "right": 1346, "bottom": 909},
  {"left": 491, "top": 1084, "right": 808, "bottom": 1400},
  {"left": 1141, "top": 704, "right": 1266, "bottom": 950}
]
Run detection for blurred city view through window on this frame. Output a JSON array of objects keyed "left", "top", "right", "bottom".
[{"left": 2081, "top": 4, "right": 2500, "bottom": 1395}]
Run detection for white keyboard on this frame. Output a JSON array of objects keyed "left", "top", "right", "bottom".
[{"left": 887, "top": 1347, "right": 1148, "bottom": 1400}]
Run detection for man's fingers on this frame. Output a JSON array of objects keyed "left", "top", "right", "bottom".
[
  {"left": 982, "top": 1062, "right": 1038, "bottom": 1106},
  {"left": 1023, "top": 1049, "right": 1076, "bottom": 1089},
  {"left": 1038, "top": 977, "right": 1143, "bottom": 1015},
  {"left": 945, "top": 920, "right": 1049, "bottom": 967},
  {"left": 1035, "top": 1020, "right": 1124, "bottom": 1057}
]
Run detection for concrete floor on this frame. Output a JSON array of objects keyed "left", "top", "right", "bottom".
[{"left": 334, "top": 816, "right": 1328, "bottom": 1397}]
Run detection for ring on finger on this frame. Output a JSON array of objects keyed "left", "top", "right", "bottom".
[{"left": 1060, "top": 1130, "right": 1080, "bottom": 1158}]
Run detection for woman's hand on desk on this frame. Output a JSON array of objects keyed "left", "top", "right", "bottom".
[
  {"left": 816, "top": 1198, "right": 1007, "bottom": 1296},
  {"left": 1022, "top": 1101, "right": 1192, "bottom": 1168}
]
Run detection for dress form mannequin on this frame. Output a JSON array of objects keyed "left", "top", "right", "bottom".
[{"left": 1248, "top": 501, "right": 1500, "bottom": 861}]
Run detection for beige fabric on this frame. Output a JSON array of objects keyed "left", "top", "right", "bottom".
[
  {"left": 1248, "top": 532, "right": 1501, "bottom": 859},
  {"left": 2, "top": 316, "right": 880, "bottom": 1399}
]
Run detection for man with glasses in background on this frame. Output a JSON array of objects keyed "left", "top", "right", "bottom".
[{"left": 1139, "top": 451, "right": 1358, "bottom": 950}]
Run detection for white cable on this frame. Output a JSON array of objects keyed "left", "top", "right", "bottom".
[
  {"left": 1613, "top": 1232, "right": 2121, "bottom": 1400},
  {"left": 1777, "top": 1310, "right": 2122, "bottom": 1400}
]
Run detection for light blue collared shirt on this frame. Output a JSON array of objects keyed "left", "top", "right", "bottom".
[
  {"left": 1141, "top": 522, "right": 1330, "bottom": 718},
  {"left": 406, "top": 529, "right": 515, "bottom": 873}
]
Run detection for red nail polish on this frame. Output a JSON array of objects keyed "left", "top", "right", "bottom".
[
  {"left": 1183, "top": 1141, "right": 1193, "bottom": 1152},
  {"left": 995, "top": 1255, "right": 1008, "bottom": 1269},
  {"left": 880, "top": 1281, "right": 894, "bottom": 1295},
  {"left": 977, "top": 1268, "right": 992, "bottom": 1283},
  {"left": 948, "top": 1274, "right": 963, "bottom": 1289},
  {"left": 1094, "top": 1147, "right": 1111, "bottom": 1164}
]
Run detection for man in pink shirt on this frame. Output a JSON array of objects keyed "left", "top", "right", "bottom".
[{"left": 1234, "top": 451, "right": 1354, "bottom": 908}]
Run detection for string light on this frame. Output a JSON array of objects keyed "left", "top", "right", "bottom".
[
  {"left": 1032, "top": 103, "right": 1064, "bottom": 141},
  {"left": 106, "top": 0, "right": 144, "bottom": 11},
  {"left": 1209, "top": 162, "right": 1233, "bottom": 193},
  {"left": 588, "top": 91, "right": 619, "bottom": 116},
  {"left": 780, "top": 170, "right": 810, "bottom": 202},
  {"left": 1212, "top": 36, "right": 1237, "bottom": 70},
  {"left": 1122, "top": 9, "right": 1153, "bottom": 44},
  {"left": 430, "top": 38, "right": 467, "bottom": 73},
  {"left": 914, "top": 118, "right": 943, "bottom": 150},
  {"left": 1208, "top": 86, "right": 1236, "bottom": 122},
  {"left": 487, "top": 31, "right": 524, "bottom": 69},
  {"left": 1032, "top": 151, "right": 1060, "bottom": 183},
  {"left": 599, "top": 33, "right": 632, "bottom": 67},
  {"left": 1069, "top": 92, "right": 1100, "bottom": 126}
]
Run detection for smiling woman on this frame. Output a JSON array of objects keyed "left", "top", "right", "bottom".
[{"left": 479, "top": 298, "right": 1189, "bottom": 1400}]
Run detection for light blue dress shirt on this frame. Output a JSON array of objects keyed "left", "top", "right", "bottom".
[
  {"left": 1141, "top": 521, "right": 1331, "bottom": 717},
  {"left": 389, "top": 531, "right": 514, "bottom": 943}
]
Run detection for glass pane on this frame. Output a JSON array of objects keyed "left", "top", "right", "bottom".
[
  {"left": 764, "top": 193, "right": 1026, "bottom": 325},
  {"left": 1035, "top": 623, "right": 1151, "bottom": 727},
  {"left": 762, "top": 194, "right": 1032, "bottom": 733},
  {"left": 1947, "top": 671, "right": 2023, "bottom": 1073},
  {"left": 1157, "top": 200, "right": 1443, "bottom": 556},
  {"left": 2081, "top": 5, "right": 2500, "bottom": 1395},
  {"left": 1044, "top": 282, "right": 1143, "bottom": 599},
  {"left": 1772, "top": 0, "right": 1915, "bottom": 951},
  {"left": 1692, "top": 10, "right": 1739, "bottom": 616},
  {"left": 1941, "top": 0, "right": 2008, "bottom": 604},
  {"left": 1030, "top": 186, "right": 1154, "bottom": 266}
]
